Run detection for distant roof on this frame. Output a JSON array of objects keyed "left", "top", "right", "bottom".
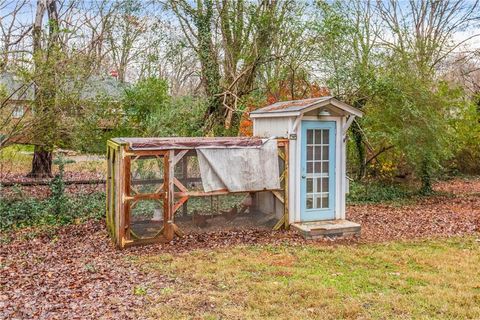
[
  {"left": 0, "top": 72, "right": 126, "bottom": 102},
  {"left": 79, "top": 77, "right": 126, "bottom": 101},
  {"left": 0, "top": 72, "right": 35, "bottom": 101},
  {"left": 250, "top": 96, "right": 363, "bottom": 117},
  {"left": 112, "top": 137, "right": 267, "bottom": 150}
]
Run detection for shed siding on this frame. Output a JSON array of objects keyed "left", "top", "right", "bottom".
[
  {"left": 253, "top": 110, "right": 350, "bottom": 224},
  {"left": 253, "top": 117, "right": 292, "bottom": 138}
]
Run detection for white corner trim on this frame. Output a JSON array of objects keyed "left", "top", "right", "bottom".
[
  {"left": 342, "top": 115, "right": 356, "bottom": 138},
  {"left": 289, "top": 114, "right": 303, "bottom": 134}
]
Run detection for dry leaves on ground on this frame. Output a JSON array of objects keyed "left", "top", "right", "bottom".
[{"left": 1, "top": 178, "right": 479, "bottom": 319}]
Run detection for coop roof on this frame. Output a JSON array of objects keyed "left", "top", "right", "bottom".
[
  {"left": 112, "top": 136, "right": 268, "bottom": 150},
  {"left": 249, "top": 96, "right": 363, "bottom": 118}
]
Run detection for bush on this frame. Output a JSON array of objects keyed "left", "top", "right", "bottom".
[
  {"left": 0, "top": 192, "right": 105, "bottom": 231},
  {"left": 347, "top": 180, "right": 412, "bottom": 203}
]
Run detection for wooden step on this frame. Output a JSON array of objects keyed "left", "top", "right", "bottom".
[{"left": 292, "top": 220, "right": 361, "bottom": 239}]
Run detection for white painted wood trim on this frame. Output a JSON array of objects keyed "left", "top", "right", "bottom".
[
  {"left": 340, "top": 117, "right": 347, "bottom": 219},
  {"left": 342, "top": 115, "right": 355, "bottom": 138},
  {"left": 297, "top": 117, "right": 343, "bottom": 222},
  {"left": 250, "top": 111, "right": 300, "bottom": 118},
  {"left": 251, "top": 98, "right": 363, "bottom": 119}
]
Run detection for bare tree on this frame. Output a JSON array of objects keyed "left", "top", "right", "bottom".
[
  {"left": 0, "top": 0, "right": 32, "bottom": 71},
  {"left": 376, "top": 0, "right": 480, "bottom": 73}
]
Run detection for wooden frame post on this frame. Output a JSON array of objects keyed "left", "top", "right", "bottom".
[{"left": 164, "top": 150, "right": 175, "bottom": 241}]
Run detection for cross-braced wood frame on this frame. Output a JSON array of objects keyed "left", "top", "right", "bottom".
[{"left": 106, "top": 138, "right": 289, "bottom": 249}]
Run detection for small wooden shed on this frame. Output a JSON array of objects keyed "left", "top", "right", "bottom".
[{"left": 250, "top": 97, "right": 363, "bottom": 238}]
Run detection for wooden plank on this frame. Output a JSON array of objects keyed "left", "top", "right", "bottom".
[
  {"left": 272, "top": 190, "right": 285, "bottom": 203},
  {"left": 125, "top": 149, "right": 168, "bottom": 157},
  {"left": 121, "top": 147, "right": 132, "bottom": 246},
  {"left": 174, "top": 189, "right": 229, "bottom": 197},
  {"left": 273, "top": 215, "right": 285, "bottom": 230},
  {"left": 172, "top": 196, "right": 189, "bottom": 214},
  {"left": 122, "top": 235, "right": 169, "bottom": 248},
  {"left": 283, "top": 142, "right": 290, "bottom": 229},
  {"left": 173, "top": 223, "right": 185, "bottom": 238},
  {"left": 164, "top": 150, "right": 175, "bottom": 241},
  {"left": 173, "top": 150, "right": 188, "bottom": 166},
  {"left": 130, "top": 193, "right": 163, "bottom": 201},
  {"left": 173, "top": 177, "right": 188, "bottom": 192}
]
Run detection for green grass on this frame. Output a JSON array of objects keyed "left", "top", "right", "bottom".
[
  {"left": 136, "top": 237, "right": 480, "bottom": 319},
  {"left": 0, "top": 144, "right": 33, "bottom": 173}
]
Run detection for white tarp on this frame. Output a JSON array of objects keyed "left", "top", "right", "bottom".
[{"left": 196, "top": 139, "right": 280, "bottom": 192}]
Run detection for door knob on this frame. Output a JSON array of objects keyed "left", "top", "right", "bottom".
[{"left": 302, "top": 174, "right": 306, "bottom": 179}]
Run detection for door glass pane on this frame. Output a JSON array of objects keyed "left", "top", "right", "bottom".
[
  {"left": 307, "top": 162, "right": 313, "bottom": 173},
  {"left": 322, "top": 178, "right": 329, "bottom": 192},
  {"left": 314, "top": 130, "right": 322, "bottom": 144},
  {"left": 307, "top": 178, "right": 313, "bottom": 193},
  {"left": 323, "top": 130, "right": 329, "bottom": 142},
  {"left": 305, "top": 128, "right": 331, "bottom": 210},
  {"left": 307, "top": 130, "right": 313, "bottom": 144},
  {"left": 316, "top": 178, "right": 322, "bottom": 193},
  {"left": 307, "top": 146, "right": 313, "bottom": 160},
  {"left": 322, "top": 196, "right": 329, "bottom": 208},
  {"left": 316, "top": 196, "right": 321, "bottom": 208},
  {"left": 314, "top": 146, "right": 322, "bottom": 160},
  {"left": 306, "top": 196, "right": 313, "bottom": 209},
  {"left": 322, "top": 146, "right": 329, "bottom": 160}
]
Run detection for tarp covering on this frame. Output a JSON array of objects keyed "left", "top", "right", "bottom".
[{"left": 196, "top": 139, "right": 280, "bottom": 192}]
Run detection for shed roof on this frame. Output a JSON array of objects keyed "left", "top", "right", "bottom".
[
  {"left": 249, "top": 96, "right": 363, "bottom": 118},
  {"left": 113, "top": 136, "right": 268, "bottom": 150}
]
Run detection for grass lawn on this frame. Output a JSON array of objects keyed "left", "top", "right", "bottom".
[{"left": 137, "top": 237, "right": 480, "bottom": 320}]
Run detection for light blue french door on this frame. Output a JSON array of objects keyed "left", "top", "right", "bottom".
[{"left": 300, "top": 121, "right": 336, "bottom": 221}]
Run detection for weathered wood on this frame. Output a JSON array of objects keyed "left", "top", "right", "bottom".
[
  {"left": 122, "top": 147, "right": 131, "bottom": 246},
  {"left": 164, "top": 150, "right": 175, "bottom": 241},
  {"left": 173, "top": 150, "right": 188, "bottom": 166},
  {"left": 272, "top": 190, "right": 285, "bottom": 204},
  {"left": 173, "top": 177, "right": 188, "bottom": 192},
  {"left": 125, "top": 149, "right": 168, "bottom": 157},
  {"left": 283, "top": 142, "right": 289, "bottom": 229},
  {"left": 173, "top": 223, "right": 185, "bottom": 237},
  {"left": 110, "top": 137, "right": 291, "bottom": 248},
  {"left": 272, "top": 215, "right": 285, "bottom": 230},
  {"left": 172, "top": 196, "right": 189, "bottom": 214},
  {"left": 0, "top": 179, "right": 106, "bottom": 187}
]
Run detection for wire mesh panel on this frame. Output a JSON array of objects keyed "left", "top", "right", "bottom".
[
  {"left": 172, "top": 149, "right": 286, "bottom": 235},
  {"left": 129, "top": 199, "right": 164, "bottom": 239},
  {"left": 173, "top": 192, "right": 280, "bottom": 234},
  {"left": 127, "top": 154, "right": 167, "bottom": 242},
  {"left": 130, "top": 156, "right": 164, "bottom": 195},
  {"left": 109, "top": 139, "right": 289, "bottom": 248}
]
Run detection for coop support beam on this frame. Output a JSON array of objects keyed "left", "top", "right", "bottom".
[
  {"left": 122, "top": 148, "right": 131, "bottom": 245},
  {"left": 289, "top": 114, "right": 303, "bottom": 134},
  {"left": 173, "top": 150, "right": 188, "bottom": 166},
  {"left": 164, "top": 150, "right": 175, "bottom": 241},
  {"left": 342, "top": 115, "right": 355, "bottom": 139},
  {"left": 283, "top": 141, "right": 289, "bottom": 229},
  {"left": 272, "top": 141, "right": 289, "bottom": 230}
]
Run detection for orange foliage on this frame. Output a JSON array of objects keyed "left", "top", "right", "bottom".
[{"left": 238, "top": 81, "right": 330, "bottom": 137}]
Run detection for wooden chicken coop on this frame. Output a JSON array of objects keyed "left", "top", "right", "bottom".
[{"left": 106, "top": 137, "right": 289, "bottom": 248}]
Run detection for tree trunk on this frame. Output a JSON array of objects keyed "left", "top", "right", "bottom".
[
  {"left": 351, "top": 120, "right": 366, "bottom": 180},
  {"left": 28, "top": 146, "right": 53, "bottom": 178},
  {"left": 420, "top": 156, "right": 433, "bottom": 195}
]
